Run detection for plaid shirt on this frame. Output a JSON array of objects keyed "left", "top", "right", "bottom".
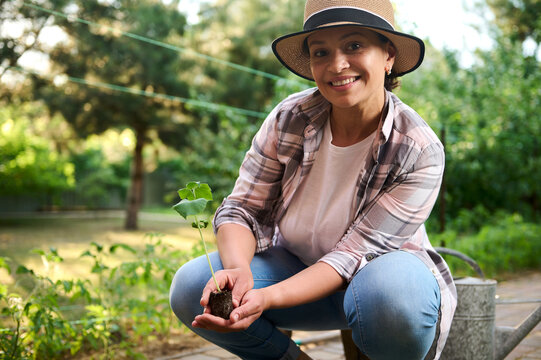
[{"left": 213, "top": 88, "right": 457, "bottom": 359}]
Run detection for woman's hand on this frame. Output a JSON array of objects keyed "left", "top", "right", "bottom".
[
  {"left": 193, "top": 267, "right": 259, "bottom": 332},
  {"left": 201, "top": 267, "right": 254, "bottom": 309},
  {"left": 193, "top": 287, "right": 270, "bottom": 332},
  {"left": 194, "top": 223, "right": 259, "bottom": 332}
]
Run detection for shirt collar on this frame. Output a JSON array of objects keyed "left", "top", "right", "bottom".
[
  {"left": 380, "top": 90, "right": 394, "bottom": 143},
  {"left": 295, "top": 88, "right": 394, "bottom": 142},
  {"left": 295, "top": 88, "right": 331, "bottom": 139}
]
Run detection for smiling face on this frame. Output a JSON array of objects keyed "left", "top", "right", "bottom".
[{"left": 307, "top": 26, "right": 395, "bottom": 112}]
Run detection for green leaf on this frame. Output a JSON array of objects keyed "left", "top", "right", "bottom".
[
  {"left": 173, "top": 198, "right": 208, "bottom": 219},
  {"left": 91, "top": 262, "right": 108, "bottom": 274},
  {"left": 195, "top": 183, "right": 213, "bottom": 201},
  {"left": 192, "top": 220, "right": 209, "bottom": 229},
  {"left": 110, "top": 243, "right": 137, "bottom": 254},
  {"left": 62, "top": 280, "right": 73, "bottom": 292},
  {"left": 15, "top": 265, "right": 33, "bottom": 275},
  {"left": 31, "top": 249, "right": 46, "bottom": 256},
  {"left": 0, "top": 257, "right": 11, "bottom": 274},
  {"left": 178, "top": 188, "right": 192, "bottom": 200},
  {"left": 186, "top": 181, "right": 199, "bottom": 190},
  {"left": 80, "top": 250, "right": 93, "bottom": 258},
  {"left": 177, "top": 182, "right": 213, "bottom": 202},
  {"left": 91, "top": 242, "right": 103, "bottom": 253}
]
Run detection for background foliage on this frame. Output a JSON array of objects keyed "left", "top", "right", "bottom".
[
  {"left": 0, "top": 103, "right": 74, "bottom": 197},
  {"left": 2, "top": 0, "right": 538, "bottom": 222},
  {"left": 0, "top": 0, "right": 539, "bottom": 274}
]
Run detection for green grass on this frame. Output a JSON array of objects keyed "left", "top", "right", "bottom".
[
  {"left": 140, "top": 206, "right": 178, "bottom": 214},
  {"left": 0, "top": 213, "right": 215, "bottom": 285}
]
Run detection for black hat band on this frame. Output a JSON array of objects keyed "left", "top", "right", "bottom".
[{"left": 304, "top": 7, "right": 394, "bottom": 32}]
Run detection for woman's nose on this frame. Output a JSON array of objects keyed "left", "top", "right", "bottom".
[{"left": 328, "top": 51, "right": 350, "bottom": 73}]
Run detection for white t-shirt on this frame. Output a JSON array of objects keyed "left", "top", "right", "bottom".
[{"left": 278, "top": 119, "right": 375, "bottom": 265}]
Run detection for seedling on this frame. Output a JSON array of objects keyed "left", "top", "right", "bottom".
[
  {"left": 173, "top": 181, "right": 220, "bottom": 292},
  {"left": 173, "top": 182, "right": 233, "bottom": 319}
]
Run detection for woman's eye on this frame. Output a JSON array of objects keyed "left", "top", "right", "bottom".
[
  {"left": 311, "top": 49, "right": 328, "bottom": 58},
  {"left": 347, "top": 42, "right": 362, "bottom": 51}
]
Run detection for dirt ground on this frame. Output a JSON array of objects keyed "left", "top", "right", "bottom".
[{"left": 76, "top": 328, "right": 208, "bottom": 360}]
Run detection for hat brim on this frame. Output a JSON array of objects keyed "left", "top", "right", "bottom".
[{"left": 272, "top": 23, "right": 425, "bottom": 81}]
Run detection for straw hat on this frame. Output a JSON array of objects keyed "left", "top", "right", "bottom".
[{"left": 272, "top": 0, "right": 425, "bottom": 80}]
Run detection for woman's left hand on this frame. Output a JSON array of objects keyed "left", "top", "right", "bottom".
[{"left": 192, "top": 288, "right": 269, "bottom": 332}]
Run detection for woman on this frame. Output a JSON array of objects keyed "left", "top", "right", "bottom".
[{"left": 170, "top": 0, "right": 457, "bottom": 359}]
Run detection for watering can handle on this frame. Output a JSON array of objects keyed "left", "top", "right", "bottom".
[{"left": 434, "top": 247, "right": 485, "bottom": 279}]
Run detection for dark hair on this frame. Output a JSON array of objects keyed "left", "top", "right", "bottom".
[
  {"left": 376, "top": 33, "right": 400, "bottom": 91},
  {"left": 302, "top": 31, "right": 401, "bottom": 92}
]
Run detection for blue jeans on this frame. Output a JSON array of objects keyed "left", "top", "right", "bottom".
[{"left": 169, "top": 247, "right": 440, "bottom": 360}]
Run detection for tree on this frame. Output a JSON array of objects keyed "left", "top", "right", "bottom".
[
  {"left": 1, "top": 0, "right": 72, "bottom": 103},
  {"left": 484, "top": 0, "right": 541, "bottom": 44},
  {"left": 398, "top": 11, "right": 540, "bottom": 225},
  {"left": 186, "top": 0, "right": 308, "bottom": 122},
  {"left": 27, "top": 0, "right": 192, "bottom": 229},
  {"left": 0, "top": 0, "right": 57, "bottom": 79},
  {"left": 158, "top": 0, "right": 310, "bottom": 204},
  {"left": 454, "top": 36, "right": 540, "bottom": 217}
]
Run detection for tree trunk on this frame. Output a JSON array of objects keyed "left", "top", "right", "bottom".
[{"left": 125, "top": 128, "right": 145, "bottom": 230}]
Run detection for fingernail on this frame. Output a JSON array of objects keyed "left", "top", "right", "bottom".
[{"left": 233, "top": 313, "right": 239, "bottom": 321}]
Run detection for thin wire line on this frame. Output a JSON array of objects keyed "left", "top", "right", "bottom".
[
  {"left": 21, "top": 1, "right": 309, "bottom": 88},
  {"left": 10, "top": 66, "right": 267, "bottom": 119}
]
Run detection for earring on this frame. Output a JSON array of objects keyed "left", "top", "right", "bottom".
[{"left": 386, "top": 67, "right": 392, "bottom": 76}]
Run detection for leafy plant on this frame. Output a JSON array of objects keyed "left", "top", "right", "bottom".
[
  {"left": 0, "top": 250, "right": 86, "bottom": 359},
  {"left": 0, "top": 233, "right": 190, "bottom": 359},
  {"left": 173, "top": 181, "right": 221, "bottom": 292},
  {"left": 431, "top": 212, "right": 541, "bottom": 278}
]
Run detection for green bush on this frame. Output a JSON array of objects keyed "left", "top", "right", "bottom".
[
  {"left": 0, "top": 106, "right": 75, "bottom": 198},
  {"left": 431, "top": 212, "right": 541, "bottom": 279},
  {"left": 0, "top": 233, "right": 200, "bottom": 359},
  {"left": 67, "top": 146, "right": 130, "bottom": 209}
]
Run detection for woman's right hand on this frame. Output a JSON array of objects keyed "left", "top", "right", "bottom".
[
  {"left": 196, "top": 223, "right": 257, "bottom": 331},
  {"left": 200, "top": 267, "right": 254, "bottom": 309}
]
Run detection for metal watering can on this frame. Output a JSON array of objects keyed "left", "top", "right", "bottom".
[{"left": 436, "top": 248, "right": 541, "bottom": 360}]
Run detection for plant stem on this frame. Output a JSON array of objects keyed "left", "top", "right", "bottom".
[
  {"left": 8, "top": 318, "right": 21, "bottom": 360},
  {"left": 194, "top": 214, "right": 221, "bottom": 293}
]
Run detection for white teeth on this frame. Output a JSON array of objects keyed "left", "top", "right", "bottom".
[{"left": 331, "top": 77, "right": 357, "bottom": 86}]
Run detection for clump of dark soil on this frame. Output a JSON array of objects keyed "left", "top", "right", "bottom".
[{"left": 209, "top": 289, "right": 234, "bottom": 319}]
